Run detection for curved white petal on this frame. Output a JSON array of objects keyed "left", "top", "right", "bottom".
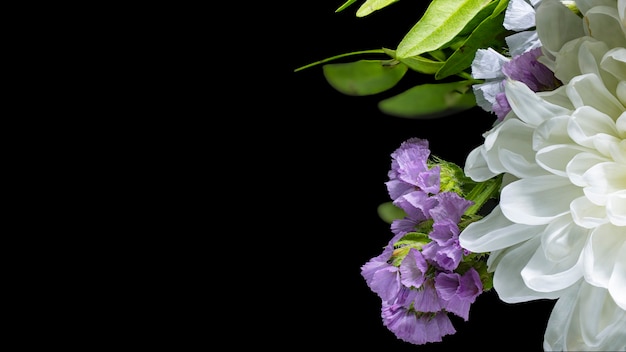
[
  {"left": 607, "top": 190, "right": 626, "bottom": 226},
  {"left": 583, "top": 223, "right": 626, "bottom": 289},
  {"left": 505, "top": 79, "right": 572, "bottom": 126},
  {"left": 500, "top": 176, "right": 582, "bottom": 225},
  {"left": 544, "top": 281, "right": 626, "bottom": 351},
  {"left": 490, "top": 236, "right": 565, "bottom": 303},
  {"left": 459, "top": 205, "right": 540, "bottom": 252},
  {"left": 610, "top": 241, "right": 626, "bottom": 310}
]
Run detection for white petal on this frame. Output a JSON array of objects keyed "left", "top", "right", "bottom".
[
  {"left": 535, "top": 143, "right": 589, "bottom": 177},
  {"left": 567, "top": 74, "right": 624, "bottom": 118},
  {"left": 500, "top": 175, "right": 582, "bottom": 225},
  {"left": 505, "top": 79, "right": 572, "bottom": 126},
  {"left": 535, "top": 0, "right": 586, "bottom": 57},
  {"left": 459, "top": 205, "right": 540, "bottom": 252},
  {"left": 533, "top": 115, "right": 572, "bottom": 151},
  {"left": 609, "top": 241, "right": 626, "bottom": 310},
  {"left": 583, "top": 223, "right": 625, "bottom": 289},
  {"left": 522, "top": 224, "right": 585, "bottom": 292},
  {"left": 471, "top": 48, "right": 509, "bottom": 79},
  {"left": 504, "top": 30, "right": 541, "bottom": 56},
  {"left": 571, "top": 195, "right": 609, "bottom": 228},
  {"left": 585, "top": 5, "right": 626, "bottom": 49},
  {"left": 464, "top": 145, "right": 497, "bottom": 182},
  {"left": 544, "top": 282, "right": 626, "bottom": 351},
  {"left": 490, "top": 236, "right": 565, "bottom": 303},
  {"left": 607, "top": 190, "right": 626, "bottom": 226},
  {"left": 504, "top": 0, "right": 536, "bottom": 31},
  {"left": 601, "top": 47, "right": 626, "bottom": 81},
  {"left": 566, "top": 151, "right": 610, "bottom": 187},
  {"left": 582, "top": 162, "right": 626, "bottom": 205}
]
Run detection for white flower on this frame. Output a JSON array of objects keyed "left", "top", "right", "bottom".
[{"left": 460, "top": 0, "right": 626, "bottom": 349}]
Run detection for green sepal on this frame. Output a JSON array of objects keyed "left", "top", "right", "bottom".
[
  {"left": 378, "top": 80, "right": 476, "bottom": 118},
  {"left": 323, "top": 59, "right": 408, "bottom": 96}
]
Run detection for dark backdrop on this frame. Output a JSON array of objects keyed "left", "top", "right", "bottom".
[{"left": 280, "top": 1, "right": 555, "bottom": 350}]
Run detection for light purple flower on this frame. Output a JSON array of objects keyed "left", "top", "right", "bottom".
[
  {"left": 386, "top": 138, "right": 440, "bottom": 200},
  {"left": 422, "top": 240, "right": 464, "bottom": 272},
  {"left": 381, "top": 303, "right": 456, "bottom": 345},
  {"left": 399, "top": 248, "right": 429, "bottom": 288},
  {"left": 429, "top": 192, "right": 474, "bottom": 225},
  {"left": 435, "top": 269, "right": 483, "bottom": 321}
]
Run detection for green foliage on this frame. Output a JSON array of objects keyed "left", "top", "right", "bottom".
[
  {"left": 396, "top": 0, "right": 493, "bottom": 59},
  {"left": 322, "top": 59, "right": 408, "bottom": 96},
  {"left": 378, "top": 80, "right": 476, "bottom": 118},
  {"left": 377, "top": 201, "right": 406, "bottom": 224},
  {"left": 296, "top": 0, "right": 512, "bottom": 119}
]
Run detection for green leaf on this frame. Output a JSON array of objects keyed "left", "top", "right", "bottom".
[
  {"left": 378, "top": 80, "right": 476, "bottom": 118},
  {"left": 335, "top": 0, "right": 358, "bottom": 12},
  {"left": 356, "top": 0, "right": 400, "bottom": 17},
  {"left": 377, "top": 201, "right": 406, "bottom": 224},
  {"left": 435, "top": 12, "right": 507, "bottom": 79},
  {"left": 396, "top": 0, "right": 493, "bottom": 59},
  {"left": 382, "top": 48, "right": 443, "bottom": 74},
  {"left": 323, "top": 60, "right": 407, "bottom": 96}
]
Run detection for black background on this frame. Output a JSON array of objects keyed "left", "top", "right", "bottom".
[{"left": 277, "top": 1, "right": 556, "bottom": 350}]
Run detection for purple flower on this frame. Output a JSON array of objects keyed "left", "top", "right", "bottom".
[
  {"left": 429, "top": 192, "right": 474, "bottom": 225},
  {"left": 435, "top": 269, "right": 483, "bottom": 321},
  {"left": 422, "top": 240, "right": 464, "bottom": 272},
  {"left": 386, "top": 138, "right": 440, "bottom": 200},
  {"left": 381, "top": 303, "right": 456, "bottom": 345},
  {"left": 493, "top": 47, "right": 561, "bottom": 120}
]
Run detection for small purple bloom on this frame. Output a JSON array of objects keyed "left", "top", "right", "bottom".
[
  {"left": 381, "top": 303, "right": 456, "bottom": 345},
  {"left": 435, "top": 269, "right": 483, "bottom": 321},
  {"left": 422, "top": 240, "right": 464, "bottom": 272},
  {"left": 386, "top": 138, "right": 441, "bottom": 200},
  {"left": 429, "top": 192, "right": 474, "bottom": 225},
  {"left": 399, "top": 248, "right": 429, "bottom": 288}
]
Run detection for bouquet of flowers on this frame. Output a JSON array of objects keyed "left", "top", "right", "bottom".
[{"left": 296, "top": 0, "right": 625, "bottom": 350}]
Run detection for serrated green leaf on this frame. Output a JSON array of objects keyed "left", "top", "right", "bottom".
[
  {"left": 378, "top": 80, "right": 476, "bottom": 118},
  {"left": 377, "top": 201, "right": 406, "bottom": 224},
  {"left": 356, "top": 0, "right": 400, "bottom": 17},
  {"left": 323, "top": 60, "right": 407, "bottom": 96},
  {"left": 396, "top": 0, "right": 492, "bottom": 59},
  {"left": 435, "top": 12, "right": 507, "bottom": 79}
]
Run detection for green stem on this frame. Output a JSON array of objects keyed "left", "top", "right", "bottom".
[
  {"left": 294, "top": 49, "right": 387, "bottom": 72},
  {"left": 464, "top": 175, "right": 502, "bottom": 216}
]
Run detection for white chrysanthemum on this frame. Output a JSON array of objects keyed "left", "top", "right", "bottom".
[{"left": 460, "top": 0, "right": 626, "bottom": 350}]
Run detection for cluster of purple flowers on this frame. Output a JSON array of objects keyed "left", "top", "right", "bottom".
[{"left": 361, "top": 138, "right": 486, "bottom": 345}]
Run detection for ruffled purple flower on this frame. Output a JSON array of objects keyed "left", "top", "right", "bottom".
[
  {"left": 422, "top": 239, "right": 464, "bottom": 272},
  {"left": 381, "top": 303, "right": 456, "bottom": 345},
  {"left": 435, "top": 269, "right": 483, "bottom": 321},
  {"left": 386, "top": 138, "right": 440, "bottom": 201}
]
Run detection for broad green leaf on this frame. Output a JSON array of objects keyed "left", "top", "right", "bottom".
[
  {"left": 356, "top": 0, "right": 400, "bottom": 17},
  {"left": 378, "top": 80, "right": 476, "bottom": 118},
  {"left": 382, "top": 47, "right": 443, "bottom": 74},
  {"left": 377, "top": 201, "right": 406, "bottom": 224},
  {"left": 323, "top": 60, "right": 407, "bottom": 96},
  {"left": 335, "top": 0, "right": 358, "bottom": 12},
  {"left": 396, "top": 0, "right": 492, "bottom": 59},
  {"left": 435, "top": 12, "right": 507, "bottom": 79},
  {"left": 456, "top": 0, "right": 502, "bottom": 37}
]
